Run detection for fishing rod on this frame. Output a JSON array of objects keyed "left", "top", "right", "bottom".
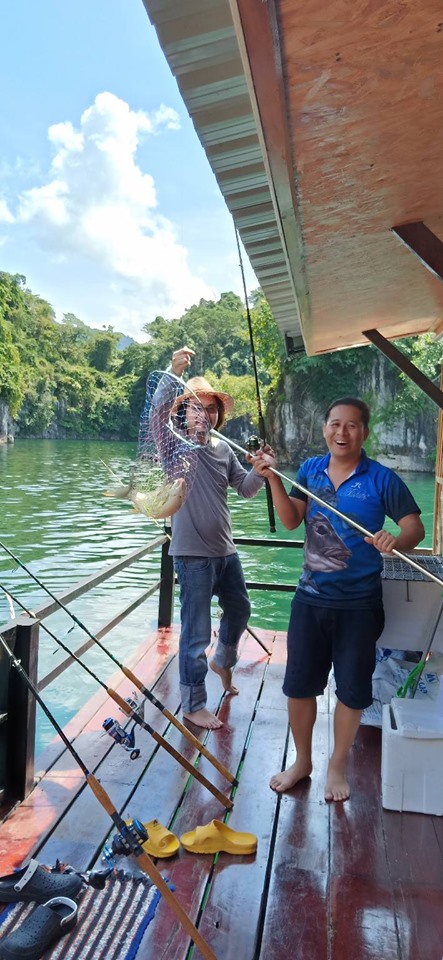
[
  {"left": 235, "top": 227, "right": 276, "bottom": 534},
  {"left": 0, "top": 578, "right": 232, "bottom": 810},
  {"left": 0, "top": 633, "right": 217, "bottom": 960},
  {"left": 210, "top": 430, "right": 443, "bottom": 590},
  {"left": 396, "top": 602, "right": 443, "bottom": 698},
  {"left": 0, "top": 540, "right": 235, "bottom": 788}
]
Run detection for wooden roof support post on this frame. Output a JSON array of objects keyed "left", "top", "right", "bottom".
[
  {"left": 362, "top": 328, "right": 443, "bottom": 411},
  {"left": 392, "top": 222, "right": 443, "bottom": 283}
]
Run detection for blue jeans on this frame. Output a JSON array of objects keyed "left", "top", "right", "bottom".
[{"left": 173, "top": 553, "right": 251, "bottom": 714}]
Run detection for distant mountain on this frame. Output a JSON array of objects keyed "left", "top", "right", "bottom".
[
  {"left": 60, "top": 313, "right": 135, "bottom": 351},
  {"left": 117, "top": 334, "right": 136, "bottom": 351}
]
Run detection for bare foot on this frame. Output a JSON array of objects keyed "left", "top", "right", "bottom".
[
  {"left": 269, "top": 759, "right": 312, "bottom": 793},
  {"left": 183, "top": 708, "right": 223, "bottom": 730},
  {"left": 209, "top": 660, "right": 239, "bottom": 695},
  {"left": 324, "top": 765, "right": 350, "bottom": 802}
]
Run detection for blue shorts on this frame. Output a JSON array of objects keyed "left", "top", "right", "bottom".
[{"left": 283, "top": 597, "right": 385, "bottom": 710}]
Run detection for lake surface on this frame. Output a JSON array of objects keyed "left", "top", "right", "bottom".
[{"left": 0, "top": 440, "right": 436, "bottom": 753}]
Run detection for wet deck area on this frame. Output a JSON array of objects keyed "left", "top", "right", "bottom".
[{"left": 1, "top": 626, "right": 442, "bottom": 960}]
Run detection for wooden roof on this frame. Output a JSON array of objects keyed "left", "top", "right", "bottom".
[{"left": 143, "top": 0, "right": 443, "bottom": 356}]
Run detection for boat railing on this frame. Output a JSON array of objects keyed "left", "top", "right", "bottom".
[
  {"left": 234, "top": 536, "right": 303, "bottom": 591},
  {"left": 0, "top": 531, "right": 304, "bottom": 812},
  {"left": 0, "top": 534, "right": 169, "bottom": 809}
]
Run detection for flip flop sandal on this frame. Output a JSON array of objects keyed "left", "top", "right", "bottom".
[
  {"left": 0, "top": 896, "right": 78, "bottom": 960},
  {"left": 139, "top": 819, "right": 180, "bottom": 858},
  {"left": 180, "top": 820, "right": 257, "bottom": 855},
  {"left": 0, "top": 860, "right": 83, "bottom": 904}
]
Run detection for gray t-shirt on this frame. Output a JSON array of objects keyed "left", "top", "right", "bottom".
[
  {"left": 170, "top": 437, "right": 264, "bottom": 557},
  {"left": 149, "top": 370, "right": 263, "bottom": 557}
]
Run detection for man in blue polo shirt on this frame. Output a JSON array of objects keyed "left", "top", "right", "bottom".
[{"left": 254, "top": 397, "right": 424, "bottom": 802}]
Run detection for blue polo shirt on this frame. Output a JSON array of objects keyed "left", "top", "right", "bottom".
[{"left": 290, "top": 451, "right": 421, "bottom": 608}]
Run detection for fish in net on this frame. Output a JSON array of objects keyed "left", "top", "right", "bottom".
[{"left": 104, "top": 370, "right": 211, "bottom": 520}]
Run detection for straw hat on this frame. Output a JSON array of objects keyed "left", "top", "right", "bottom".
[{"left": 172, "top": 376, "right": 234, "bottom": 415}]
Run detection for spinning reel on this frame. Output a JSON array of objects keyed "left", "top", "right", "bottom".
[{"left": 102, "top": 691, "right": 144, "bottom": 760}]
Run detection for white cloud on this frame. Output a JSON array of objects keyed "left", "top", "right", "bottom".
[
  {"left": 0, "top": 199, "right": 14, "bottom": 224},
  {"left": 13, "top": 92, "right": 215, "bottom": 337}
]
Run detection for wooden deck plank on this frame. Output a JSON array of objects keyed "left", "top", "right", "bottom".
[
  {"left": 331, "top": 874, "right": 400, "bottom": 960},
  {"left": 192, "top": 672, "right": 290, "bottom": 960},
  {"left": 35, "top": 651, "right": 186, "bottom": 868},
  {"left": 331, "top": 731, "right": 391, "bottom": 883},
  {"left": 34, "top": 629, "right": 272, "bottom": 872},
  {"left": 393, "top": 882, "right": 443, "bottom": 960},
  {"left": 35, "top": 626, "right": 179, "bottom": 777},
  {"left": 0, "top": 629, "right": 180, "bottom": 871},
  {"left": 134, "top": 631, "right": 277, "bottom": 960},
  {"left": 257, "top": 711, "right": 330, "bottom": 960},
  {"left": 2, "top": 625, "right": 443, "bottom": 960},
  {"left": 114, "top": 632, "right": 259, "bottom": 830},
  {"left": 382, "top": 809, "right": 443, "bottom": 885}
]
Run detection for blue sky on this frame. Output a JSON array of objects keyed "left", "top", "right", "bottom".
[{"left": 0, "top": 0, "right": 257, "bottom": 340}]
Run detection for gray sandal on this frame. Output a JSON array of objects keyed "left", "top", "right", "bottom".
[
  {"left": 0, "top": 896, "right": 78, "bottom": 960},
  {"left": 0, "top": 861, "right": 82, "bottom": 904}
]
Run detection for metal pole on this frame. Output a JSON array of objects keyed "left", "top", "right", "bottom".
[{"left": 211, "top": 429, "right": 443, "bottom": 590}]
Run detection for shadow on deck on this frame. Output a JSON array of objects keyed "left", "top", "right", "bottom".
[{"left": 1, "top": 627, "right": 442, "bottom": 960}]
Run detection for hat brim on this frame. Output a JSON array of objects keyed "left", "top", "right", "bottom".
[{"left": 172, "top": 389, "right": 234, "bottom": 415}]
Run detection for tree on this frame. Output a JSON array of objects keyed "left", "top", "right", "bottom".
[
  {"left": 0, "top": 316, "right": 23, "bottom": 416},
  {"left": 86, "top": 332, "right": 119, "bottom": 372},
  {"left": 382, "top": 335, "right": 443, "bottom": 422}
]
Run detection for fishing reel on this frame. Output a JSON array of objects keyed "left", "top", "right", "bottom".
[
  {"left": 119, "top": 690, "right": 144, "bottom": 719},
  {"left": 102, "top": 819, "right": 148, "bottom": 866},
  {"left": 102, "top": 690, "right": 144, "bottom": 759},
  {"left": 102, "top": 717, "right": 140, "bottom": 760},
  {"left": 246, "top": 435, "right": 263, "bottom": 454}
]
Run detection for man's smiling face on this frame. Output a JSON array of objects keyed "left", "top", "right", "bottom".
[{"left": 322, "top": 404, "right": 369, "bottom": 461}]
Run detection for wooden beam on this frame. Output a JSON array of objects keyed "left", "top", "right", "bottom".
[
  {"left": 363, "top": 328, "right": 443, "bottom": 411},
  {"left": 392, "top": 221, "right": 443, "bottom": 283},
  {"left": 229, "top": 0, "right": 309, "bottom": 334}
]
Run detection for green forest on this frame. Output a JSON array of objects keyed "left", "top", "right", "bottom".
[{"left": 1, "top": 270, "right": 442, "bottom": 444}]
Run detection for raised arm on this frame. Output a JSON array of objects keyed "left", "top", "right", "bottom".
[{"left": 170, "top": 346, "right": 195, "bottom": 378}]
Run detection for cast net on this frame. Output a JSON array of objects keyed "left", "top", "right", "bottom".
[{"left": 105, "top": 370, "right": 211, "bottom": 520}]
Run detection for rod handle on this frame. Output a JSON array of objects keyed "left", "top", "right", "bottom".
[
  {"left": 86, "top": 773, "right": 117, "bottom": 817},
  {"left": 86, "top": 773, "right": 216, "bottom": 960},
  {"left": 136, "top": 849, "right": 217, "bottom": 960}
]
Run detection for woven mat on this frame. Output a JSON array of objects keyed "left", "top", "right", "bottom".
[{"left": 0, "top": 875, "right": 162, "bottom": 960}]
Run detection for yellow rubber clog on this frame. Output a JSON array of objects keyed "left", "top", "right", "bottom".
[
  {"left": 137, "top": 819, "right": 180, "bottom": 858},
  {"left": 180, "top": 820, "right": 257, "bottom": 855}
]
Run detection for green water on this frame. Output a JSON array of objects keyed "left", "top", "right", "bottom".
[{"left": 0, "top": 440, "right": 436, "bottom": 752}]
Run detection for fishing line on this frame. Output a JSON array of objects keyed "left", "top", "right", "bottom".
[
  {"left": 0, "top": 573, "right": 234, "bottom": 803},
  {"left": 0, "top": 632, "right": 217, "bottom": 960},
  {"left": 235, "top": 227, "right": 276, "bottom": 533},
  {"left": 209, "top": 429, "right": 443, "bottom": 590}
]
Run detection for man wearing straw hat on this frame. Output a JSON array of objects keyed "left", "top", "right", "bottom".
[{"left": 165, "top": 346, "right": 269, "bottom": 730}]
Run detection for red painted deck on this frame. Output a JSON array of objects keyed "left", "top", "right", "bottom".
[{"left": 1, "top": 627, "right": 443, "bottom": 959}]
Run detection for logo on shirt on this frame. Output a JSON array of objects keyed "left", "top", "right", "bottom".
[{"left": 346, "top": 481, "right": 368, "bottom": 500}]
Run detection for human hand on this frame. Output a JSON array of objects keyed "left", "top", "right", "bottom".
[
  {"left": 171, "top": 346, "right": 195, "bottom": 377},
  {"left": 364, "top": 529, "right": 397, "bottom": 554},
  {"left": 250, "top": 449, "right": 277, "bottom": 476}
]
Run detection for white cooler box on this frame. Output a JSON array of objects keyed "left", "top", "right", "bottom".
[{"left": 381, "top": 697, "right": 443, "bottom": 815}]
